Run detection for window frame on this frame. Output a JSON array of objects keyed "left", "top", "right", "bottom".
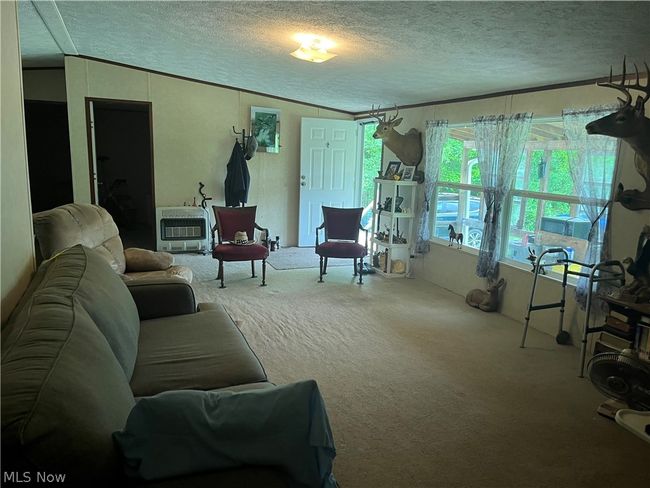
[{"left": 430, "top": 118, "right": 617, "bottom": 279}]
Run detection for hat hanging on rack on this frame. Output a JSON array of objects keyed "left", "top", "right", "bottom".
[
  {"left": 245, "top": 135, "right": 258, "bottom": 160},
  {"left": 233, "top": 126, "right": 257, "bottom": 161}
]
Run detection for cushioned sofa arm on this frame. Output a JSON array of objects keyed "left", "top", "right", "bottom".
[{"left": 126, "top": 278, "right": 196, "bottom": 320}]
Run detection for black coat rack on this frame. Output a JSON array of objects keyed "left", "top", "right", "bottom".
[
  {"left": 232, "top": 126, "right": 248, "bottom": 145},
  {"left": 228, "top": 127, "right": 251, "bottom": 208}
]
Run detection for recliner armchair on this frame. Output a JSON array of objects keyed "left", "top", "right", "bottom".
[{"left": 32, "top": 203, "right": 193, "bottom": 283}]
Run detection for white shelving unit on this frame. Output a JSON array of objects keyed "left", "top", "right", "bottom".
[{"left": 370, "top": 178, "right": 418, "bottom": 277}]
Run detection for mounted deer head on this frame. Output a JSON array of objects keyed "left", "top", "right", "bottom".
[
  {"left": 370, "top": 105, "right": 423, "bottom": 169},
  {"left": 586, "top": 58, "right": 650, "bottom": 210}
]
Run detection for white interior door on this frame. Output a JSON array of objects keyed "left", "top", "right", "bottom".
[{"left": 299, "top": 118, "right": 359, "bottom": 247}]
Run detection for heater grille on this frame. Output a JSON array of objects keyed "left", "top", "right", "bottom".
[
  {"left": 156, "top": 207, "right": 210, "bottom": 253},
  {"left": 161, "top": 218, "right": 206, "bottom": 240}
]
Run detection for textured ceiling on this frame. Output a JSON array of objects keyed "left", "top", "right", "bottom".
[{"left": 18, "top": 1, "right": 650, "bottom": 113}]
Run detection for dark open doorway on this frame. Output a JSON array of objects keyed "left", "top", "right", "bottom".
[
  {"left": 86, "top": 98, "right": 155, "bottom": 249},
  {"left": 24, "top": 100, "right": 73, "bottom": 212}
]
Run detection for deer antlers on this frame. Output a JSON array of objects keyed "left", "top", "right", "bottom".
[
  {"left": 598, "top": 57, "right": 650, "bottom": 107},
  {"left": 369, "top": 104, "right": 400, "bottom": 123}
]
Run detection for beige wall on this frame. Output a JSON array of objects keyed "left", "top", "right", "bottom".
[
  {"left": 22, "top": 68, "right": 67, "bottom": 102},
  {"left": 64, "top": 57, "right": 351, "bottom": 246},
  {"left": 1, "top": 1, "right": 36, "bottom": 323},
  {"left": 391, "top": 84, "right": 650, "bottom": 340}
]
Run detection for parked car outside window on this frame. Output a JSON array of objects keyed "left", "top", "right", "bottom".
[{"left": 433, "top": 192, "right": 483, "bottom": 248}]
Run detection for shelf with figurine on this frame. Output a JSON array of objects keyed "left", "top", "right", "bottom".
[{"left": 370, "top": 162, "right": 418, "bottom": 278}]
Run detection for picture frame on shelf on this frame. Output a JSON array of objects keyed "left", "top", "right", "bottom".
[
  {"left": 383, "top": 161, "right": 401, "bottom": 179},
  {"left": 401, "top": 165, "right": 415, "bottom": 181},
  {"left": 251, "top": 106, "right": 280, "bottom": 153},
  {"left": 394, "top": 196, "right": 404, "bottom": 212}
]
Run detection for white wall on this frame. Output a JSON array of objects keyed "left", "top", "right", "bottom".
[
  {"left": 64, "top": 57, "right": 352, "bottom": 246},
  {"left": 385, "top": 84, "right": 650, "bottom": 340},
  {"left": 1, "top": 1, "right": 36, "bottom": 323}
]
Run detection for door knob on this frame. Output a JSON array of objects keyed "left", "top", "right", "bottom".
[
  {"left": 300, "top": 175, "right": 306, "bottom": 180},
  {"left": 301, "top": 182, "right": 306, "bottom": 187}
]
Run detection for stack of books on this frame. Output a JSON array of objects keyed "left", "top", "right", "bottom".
[
  {"left": 638, "top": 314, "right": 650, "bottom": 361},
  {"left": 594, "top": 303, "right": 636, "bottom": 355},
  {"left": 593, "top": 297, "right": 650, "bottom": 362},
  {"left": 604, "top": 309, "right": 635, "bottom": 339}
]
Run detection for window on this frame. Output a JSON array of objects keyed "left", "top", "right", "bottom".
[
  {"left": 432, "top": 119, "right": 617, "bottom": 273},
  {"left": 432, "top": 126, "right": 485, "bottom": 250}
]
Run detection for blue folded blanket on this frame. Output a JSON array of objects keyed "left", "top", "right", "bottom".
[{"left": 113, "top": 380, "right": 337, "bottom": 488}]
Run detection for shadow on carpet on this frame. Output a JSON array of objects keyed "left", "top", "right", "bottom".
[{"left": 266, "top": 247, "right": 349, "bottom": 270}]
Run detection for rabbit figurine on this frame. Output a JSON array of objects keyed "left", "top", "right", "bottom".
[{"left": 465, "top": 278, "right": 506, "bottom": 312}]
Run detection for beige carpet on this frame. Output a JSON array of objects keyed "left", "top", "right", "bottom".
[
  {"left": 266, "top": 246, "right": 348, "bottom": 270},
  {"left": 175, "top": 254, "right": 648, "bottom": 488}
]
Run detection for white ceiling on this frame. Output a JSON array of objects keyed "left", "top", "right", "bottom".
[{"left": 18, "top": 1, "right": 650, "bottom": 113}]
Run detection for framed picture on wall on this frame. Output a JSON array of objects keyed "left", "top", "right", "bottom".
[{"left": 251, "top": 106, "right": 280, "bottom": 153}]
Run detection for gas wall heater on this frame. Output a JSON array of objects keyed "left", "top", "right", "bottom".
[{"left": 156, "top": 206, "right": 210, "bottom": 253}]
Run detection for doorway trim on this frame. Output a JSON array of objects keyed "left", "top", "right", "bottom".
[
  {"left": 84, "top": 97, "right": 155, "bottom": 205},
  {"left": 84, "top": 97, "right": 156, "bottom": 247}
]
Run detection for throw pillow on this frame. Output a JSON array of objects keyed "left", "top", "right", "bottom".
[{"left": 124, "top": 248, "right": 173, "bottom": 272}]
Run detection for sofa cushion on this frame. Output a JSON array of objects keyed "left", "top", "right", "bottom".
[
  {"left": 1, "top": 249, "right": 136, "bottom": 482},
  {"left": 33, "top": 203, "right": 126, "bottom": 273},
  {"left": 69, "top": 245, "right": 141, "bottom": 379},
  {"left": 137, "top": 466, "right": 289, "bottom": 488},
  {"left": 130, "top": 307, "right": 267, "bottom": 397}
]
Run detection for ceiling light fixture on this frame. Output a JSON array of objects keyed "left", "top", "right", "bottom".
[{"left": 290, "top": 34, "right": 337, "bottom": 63}]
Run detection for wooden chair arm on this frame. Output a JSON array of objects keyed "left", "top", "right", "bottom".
[
  {"left": 315, "top": 223, "right": 325, "bottom": 248},
  {"left": 254, "top": 223, "right": 269, "bottom": 248},
  {"left": 359, "top": 225, "right": 369, "bottom": 249},
  {"left": 211, "top": 223, "right": 222, "bottom": 244}
]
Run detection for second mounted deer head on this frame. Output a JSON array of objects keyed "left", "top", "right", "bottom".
[
  {"left": 586, "top": 58, "right": 650, "bottom": 210},
  {"left": 369, "top": 105, "right": 423, "bottom": 170}
]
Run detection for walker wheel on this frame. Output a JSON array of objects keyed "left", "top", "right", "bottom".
[{"left": 556, "top": 331, "right": 571, "bottom": 345}]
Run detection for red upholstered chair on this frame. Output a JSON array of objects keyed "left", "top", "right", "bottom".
[
  {"left": 211, "top": 206, "right": 269, "bottom": 288},
  {"left": 315, "top": 206, "right": 368, "bottom": 285}
]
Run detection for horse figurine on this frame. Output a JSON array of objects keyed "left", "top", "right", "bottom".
[
  {"left": 448, "top": 224, "right": 463, "bottom": 249},
  {"left": 527, "top": 247, "right": 546, "bottom": 275}
]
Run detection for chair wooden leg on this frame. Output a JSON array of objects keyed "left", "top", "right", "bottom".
[
  {"left": 323, "top": 257, "right": 328, "bottom": 274},
  {"left": 261, "top": 259, "right": 267, "bottom": 286},
  {"left": 218, "top": 260, "right": 226, "bottom": 288},
  {"left": 359, "top": 256, "right": 364, "bottom": 285},
  {"left": 353, "top": 258, "right": 358, "bottom": 276},
  {"left": 319, "top": 256, "right": 324, "bottom": 283},
  {"left": 251, "top": 260, "right": 256, "bottom": 278}
]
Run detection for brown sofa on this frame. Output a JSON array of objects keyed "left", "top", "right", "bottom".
[
  {"left": 1, "top": 245, "right": 288, "bottom": 486},
  {"left": 32, "top": 203, "right": 193, "bottom": 283}
]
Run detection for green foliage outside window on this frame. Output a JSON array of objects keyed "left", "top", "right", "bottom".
[
  {"left": 521, "top": 150, "right": 572, "bottom": 232},
  {"left": 441, "top": 140, "right": 578, "bottom": 233},
  {"left": 361, "top": 123, "right": 382, "bottom": 208},
  {"left": 440, "top": 138, "right": 478, "bottom": 183}
]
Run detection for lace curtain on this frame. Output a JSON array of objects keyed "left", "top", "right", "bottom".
[
  {"left": 562, "top": 106, "right": 618, "bottom": 308},
  {"left": 415, "top": 120, "right": 448, "bottom": 254},
  {"left": 473, "top": 113, "right": 533, "bottom": 279}
]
